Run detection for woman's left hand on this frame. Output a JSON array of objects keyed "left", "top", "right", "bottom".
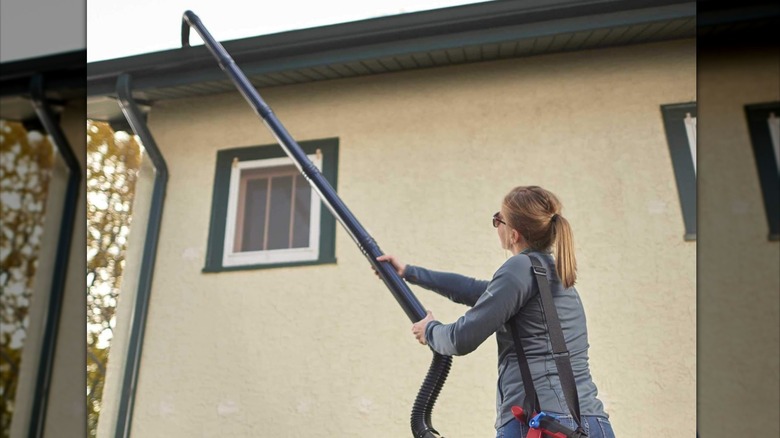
[{"left": 412, "top": 311, "right": 435, "bottom": 345}]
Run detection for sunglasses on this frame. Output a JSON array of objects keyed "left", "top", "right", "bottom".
[{"left": 492, "top": 212, "right": 506, "bottom": 228}]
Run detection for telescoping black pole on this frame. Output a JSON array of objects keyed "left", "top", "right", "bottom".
[{"left": 181, "top": 11, "right": 451, "bottom": 438}]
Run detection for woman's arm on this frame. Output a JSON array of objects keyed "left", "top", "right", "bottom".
[
  {"left": 424, "top": 255, "right": 535, "bottom": 356},
  {"left": 374, "top": 255, "right": 488, "bottom": 307},
  {"left": 403, "top": 265, "right": 489, "bottom": 307}
]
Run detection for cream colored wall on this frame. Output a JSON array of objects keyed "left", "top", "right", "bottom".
[
  {"left": 698, "top": 46, "right": 780, "bottom": 438},
  {"left": 111, "top": 39, "right": 695, "bottom": 437}
]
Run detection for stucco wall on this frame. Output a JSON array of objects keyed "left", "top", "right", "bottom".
[
  {"left": 105, "top": 39, "right": 696, "bottom": 437},
  {"left": 698, "top": 45, "right": 780, "bottom": 438}
]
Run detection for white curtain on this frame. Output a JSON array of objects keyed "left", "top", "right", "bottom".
[
  {"left": 684, "top": 112, "right": 696, "bottom": 176},
  {"left": 767, "top": 112, "right": 780, "bottom": 175}
]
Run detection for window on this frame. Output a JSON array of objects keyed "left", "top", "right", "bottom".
[
  {"left": 224, "top": 156, "right": 321, "bottom": 266},
  {"left": 205, "top": 139, "right": 338, "bottom": 271},
  {"left": 745, "top": 102, "right": 780, "bottom": 241},
  {"left": 661, "top": 102, "right": 697, "bottom": 241}
]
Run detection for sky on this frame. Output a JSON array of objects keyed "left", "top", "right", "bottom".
[
  {"left": 87, "top": 0, "right": 494, "bottom": 63},
  {"left": 1, "top": 0, "right": 85, "bottom": 62}
]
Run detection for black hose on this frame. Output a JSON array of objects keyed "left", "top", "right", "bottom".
[
  {"left": 181, "top": 11, "right": 452, "bottom": 437},
  {"left": 412, "top": 352, "right": 452, "bottom": 438}
]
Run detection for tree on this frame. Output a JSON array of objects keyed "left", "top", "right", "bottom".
[
  {"left": 86, "top": 120, "right": 141, "bottom": 438},
  {"left": 0, "top": 120, "right": 53, "bottom": 438}
]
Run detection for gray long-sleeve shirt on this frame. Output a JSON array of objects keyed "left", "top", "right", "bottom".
[{"left": 403, "top": 250, "right": 607, "bottom": 429}]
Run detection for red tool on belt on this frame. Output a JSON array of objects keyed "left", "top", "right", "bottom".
[{"left": 512, "top": 406, "right": 582, "bottom": 438}]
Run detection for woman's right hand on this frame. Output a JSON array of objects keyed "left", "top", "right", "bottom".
[{"left": 374, "top": 254, "right": 407, "bottom": 278}]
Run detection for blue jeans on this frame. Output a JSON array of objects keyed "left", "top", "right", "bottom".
[{"left": 496, "top": 414, "right": 615, "bottom": 438}]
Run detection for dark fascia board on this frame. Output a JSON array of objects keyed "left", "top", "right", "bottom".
[
  {"left": 697, "top": 0, "right": 780, "bottom": 47},
  {"left": 0, "top": 50, "right": 86, "bottom": 99},
  {"left": 86, "top": 0, "right": 693, "bottom": 97},
  {"left": 697, "top": 0, "right": 780, "bottom": 27}
]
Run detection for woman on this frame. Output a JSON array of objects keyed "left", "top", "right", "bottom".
[{"left": 375, "top": 186, "right": 615, "bottom": 438}]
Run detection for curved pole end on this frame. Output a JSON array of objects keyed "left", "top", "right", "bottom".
[{"left": 181, "top": 11, "right": 197, "bottom": 48}]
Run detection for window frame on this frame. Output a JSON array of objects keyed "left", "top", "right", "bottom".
[
  {"left": 204, "top": 138, "right": 339, "bottom": 272},
  {"left": 222, "top": 154, "right": 323, "bottom": 267},
  {"left": 661, "top": 102, "right": 697, "bottom": 241},
  {"left": 744, "top": 102, "right": 780, "bottom": 241}
]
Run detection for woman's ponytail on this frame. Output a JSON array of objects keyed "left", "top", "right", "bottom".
[
  {"left": 503, "top": 186, "right": 578, "bottom": 289},
  {"left": 552, "top": 214, "right": 577, "bottom": 289}
]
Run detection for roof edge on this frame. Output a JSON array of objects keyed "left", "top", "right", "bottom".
[{"left": 87, "top": 0, "right": 693, "bottom": 85}]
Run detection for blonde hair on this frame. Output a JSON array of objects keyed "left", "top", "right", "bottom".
[{"left": 502, "top": 186, "right": 577, "bottom": 288}]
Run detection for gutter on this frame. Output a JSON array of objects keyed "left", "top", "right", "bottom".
[
  {"left": 27, "top": 74, "right": 82, "bottom": 438},
  {"left": 1, "top": 51, "right": 86, "bottom": 99},
  {"left": 113, "top": 73, "right": 168, "bottom": 438}
]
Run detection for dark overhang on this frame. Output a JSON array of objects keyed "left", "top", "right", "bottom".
[
  {"left": 86, "top": 0, "right": 695, "bottom": 103},
  {"left": 698, "top": 0, "right": 780, "bottom": 47},
  {"left": 1, "top": 50, "right": 86, "bottom": 99}
]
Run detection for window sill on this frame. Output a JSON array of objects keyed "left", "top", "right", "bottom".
[{"left": 202, "top": 257, "right": 337, "bottom": 273}]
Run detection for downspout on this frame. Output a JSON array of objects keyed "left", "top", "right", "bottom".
[
  {"left": 27, "top": 74, "right": 81, "bottom": 438},
  {"left": 113, "top": 73, "right": 168, "bottom": 438}
]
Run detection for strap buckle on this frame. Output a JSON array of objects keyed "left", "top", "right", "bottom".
[{"left": 532, "top": 266, "right": 547, "bottom": 275}]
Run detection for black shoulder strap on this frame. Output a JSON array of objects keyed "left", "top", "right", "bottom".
[
  {"left": 528, "top": 255, "right": 584, "bottom": 431},
  {"left": 508, "top": 313, "right": 540, "bottom": 422}
]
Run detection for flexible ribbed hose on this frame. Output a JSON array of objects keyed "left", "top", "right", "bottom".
[{"left": 411, "top": 352, "right": 452, "bottom": 438}]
